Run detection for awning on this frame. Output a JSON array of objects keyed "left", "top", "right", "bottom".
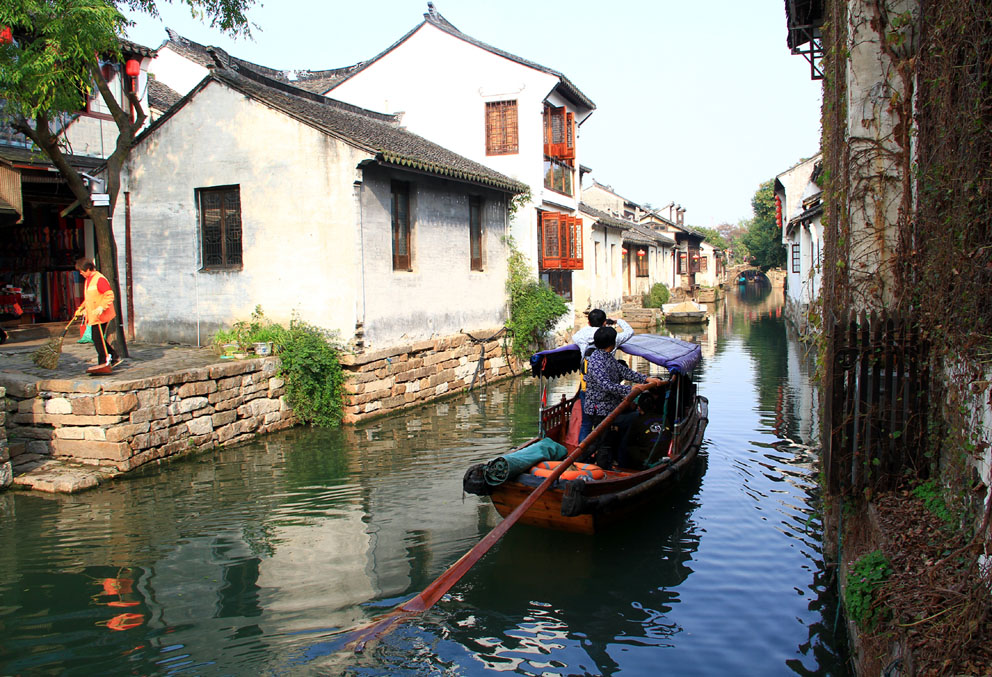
[
  {"left": 0, "top": 160, "right": 23, "bottom": 221},
  {"left": 530, "top": 333, "right": 702, "bottom": 378}
]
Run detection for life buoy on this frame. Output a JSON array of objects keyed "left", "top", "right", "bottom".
[
  {"left": 101, "top": 578, "right": 133, "bottom": 595},
  {"left": 530, "top": 460, "right": 605, "bottom": 481}
]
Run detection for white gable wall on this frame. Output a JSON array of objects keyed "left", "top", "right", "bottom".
[
  {"left": 117, "top": 82, "right": 365, "bottom": 344},
  {"left": 329, "top": 24, "right": 574, "bottom": 266},
  {"left": 149, "top": 46, "right": 212, "bottom": 97}
]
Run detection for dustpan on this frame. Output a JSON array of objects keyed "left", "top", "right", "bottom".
[{"left": 87, "top": 364, "right": 113, "bottom": 376}]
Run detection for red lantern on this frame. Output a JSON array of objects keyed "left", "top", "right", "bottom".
[
  {"left": 637, "top": 249, "right": 645, "bottom": 257},
  {"left": 125, "top": 59, "right": 140, "bottom": 77},
  {"left": 621, "top": 247, "right": 628, "bottom": 256},
  {"left": 0, "top": 26, "right": 12, "bottom": 44}
]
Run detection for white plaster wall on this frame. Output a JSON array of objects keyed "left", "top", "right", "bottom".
[
  {"left": 358, "top": 165, "right": 509, "bottom": 347},
  {"left": 149, "top": 46, "right": 211, "bottom": 96},
  {"left": 116, "top": 81, "right": 364, "bottom": 344},
  {"left": 329, "top": 23, "right": 580, "bottom": 269},
  {"left": 573, "top": 223, "right": 625, "bottom": 314}
]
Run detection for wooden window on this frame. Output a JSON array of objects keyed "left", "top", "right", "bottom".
[
  {"left": 539, "top": 212, "right": 583, "bottom": 270},
  {"left": 392, "top": 181, "right": 412, "bottom": 271},
  {"left": 485, "top": 101, "right": 518, "bottom": 155},
  {"left": 469, "top": 196, "right": 483, "bottom": 271},
  {"left": 541, "top": 270, "right": 572, "bottom": 301},
  {"left": 543, "top": 105, "right": 575, "bottom": 160},
  {"left": 635, "top": 247, "right": 649, "bottom": 277},
  {"left": 792, "top": 243, "right": 801, "bottom": 273},
  {"left": 699, "top": 255, "right": 708, "bottom": 273},
  {"left": 677, "top": 251, "right": 688, "bottom": 275},
  {"left": 198, "top": 185, "right": 242, "bottom": 269},
  {"left": 543, "top": 157, "right": 574, "bottom": 196}
]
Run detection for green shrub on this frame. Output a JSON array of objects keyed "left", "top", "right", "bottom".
[
  {"left": 642, "top": 283, "right": 671, "bottom": 308},
  {"left": 212, "top": 308, "right": 345, "bottom": 427},
  {"left": 845, "top": 550, "right": 892, "bottom": 630},
  {"left": 505, "top": 237, "right": 568, "bottom": 359}
]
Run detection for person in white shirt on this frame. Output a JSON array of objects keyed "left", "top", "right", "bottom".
[{"left": 572, "top": 309, "right": 633, "bottom": 359}]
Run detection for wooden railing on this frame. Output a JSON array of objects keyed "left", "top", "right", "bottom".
[{"left": 823, "top": 310, "right": 930, "bottom": 495}]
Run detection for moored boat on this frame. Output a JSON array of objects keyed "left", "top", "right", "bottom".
[
  {"left": 463, "top": 334, "right": 708, "bottom": 534},
  {"left": 662, "top": 300, "right": 709, "bottom": 324}
]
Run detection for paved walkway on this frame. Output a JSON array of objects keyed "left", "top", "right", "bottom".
[{"left": 1, "top": 332, "right": 237, "bottom": 493}]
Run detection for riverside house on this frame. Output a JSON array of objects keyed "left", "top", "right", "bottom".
[
  {"left": 775, "top": 154, "right": 822, "bottom": 334},
  {"left": 114, "top": 64, "right": 525, "bottom": 421},
  {"left": 324, "top": 4, "right": 595, "bottom": 313}
]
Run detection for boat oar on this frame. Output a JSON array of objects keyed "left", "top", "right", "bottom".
[{"left": 342, "top": 385, "right": 649, "bottom": 653}]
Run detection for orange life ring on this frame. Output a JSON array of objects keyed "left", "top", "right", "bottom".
[{"left": 530, "top": 460, "right": 605, "bottom": 481}]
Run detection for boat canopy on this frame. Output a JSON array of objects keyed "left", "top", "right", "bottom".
[{"left": 530, "top": 334, "right": 702, "bottom": 379}]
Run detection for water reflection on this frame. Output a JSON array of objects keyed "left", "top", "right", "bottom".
[{"left": 0, "top": 287, "right": 849, "bottom": 675}]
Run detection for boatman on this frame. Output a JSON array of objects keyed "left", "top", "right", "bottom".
[{"left": 580, "top": 326, "right": 663, "bottom": 468}]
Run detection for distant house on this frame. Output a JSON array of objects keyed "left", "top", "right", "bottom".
[
  {"left": 575, "top": 203, "right": 630, "bottom": 315},
  {"left": 323, "top": 5, "right": 595, "bottom": 309},
  {"left": 775, "top": 154, "right": 822, "bottom": 333},
  {"left": 115, "top": 65, "right": 524, "bottom": 351}
]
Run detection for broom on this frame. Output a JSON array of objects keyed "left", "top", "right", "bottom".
[{"left": 31, "top": 312, "right": 81, "bottom": 369}]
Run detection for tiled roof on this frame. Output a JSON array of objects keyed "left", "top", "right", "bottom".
[
  {"left": 579, "top": 202, "right": 633, "bottom": 231},
  {"left": 327, "top": 9, "right": 595, "bottom": 110},
  {"left": 137, "top": 64, "right": 527, "bottom": 194},
  {"left": 0, "top": 144, "right": 103, "bottom": 171},
  {"left": 161, "top": 29, "right": 357, "bottom": 94},
  {"left": 148, "top": 78, "right": 182, "bottom": 111},
  {"left": 625, "top": 222, "right": 675, "bottom": 247},
  {"left": 120, "top": 38, "right": 156, "bottom": 59}
]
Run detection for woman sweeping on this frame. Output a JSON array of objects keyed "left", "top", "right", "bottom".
[{"left": 74, "top": 257, "right": 120, "bottom": 374}]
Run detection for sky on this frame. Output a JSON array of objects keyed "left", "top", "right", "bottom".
[{"left": 121, "top": 0, "right": 823, "bottom": 228}]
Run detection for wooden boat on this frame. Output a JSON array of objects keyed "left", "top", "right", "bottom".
[
  {"left": 463, "top": 334, "right": 708, "bottom": 534},
  {"left": 662, "top": 300, "right": 708, "bottom": 324}
]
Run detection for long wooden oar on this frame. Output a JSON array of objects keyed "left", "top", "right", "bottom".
[{"left": 343, "top": 386, "right": 647, "bottom": 652}]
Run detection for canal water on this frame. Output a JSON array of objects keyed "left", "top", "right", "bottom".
[{"left": 0, "top": 286, "right": 849, "bottom": 675}]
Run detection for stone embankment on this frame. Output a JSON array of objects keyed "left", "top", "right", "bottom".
[
  {"left": 1, "top": 358, "right": 293, "bottom": 493},
  {"left": 340, "top": 330, "right": 518, "bottom": 423}
]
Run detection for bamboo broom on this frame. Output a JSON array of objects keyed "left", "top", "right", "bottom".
[{"left": 31, "top": 313, "right": 81, "bottom": 369}]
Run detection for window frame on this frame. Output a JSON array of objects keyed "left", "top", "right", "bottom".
[
  {"left": 197, "top": 184, "right": 243, "bottom": 270},
  {"left": 792, "top": 243, "right": 801, "bottom": 273},
  {"left": 484, "top": 100, "right": 519, "bottom": 156},
  {"left": 469, "top": 196, "right": 484, "bottom": 271},
  {"left": 541, "top": 270, "right": 572, "bottom": 301},
  {"left": 635, "top": 247, "right": 649, "bottom": 277},
  {"left": 539, "top": 211, "right": 583, "bottom": 270},
  {"left": 391, "top": 181, "right": 412, "bottom": 271}
]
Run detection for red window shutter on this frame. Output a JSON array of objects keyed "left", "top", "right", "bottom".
[
  {"left": 541, "top": 212, "right": 561, "bottom": 269},
  {"left": 543, "top": 107, "right": 552, "bottom": 156},
  {"left": 572, "top": 217, "right": 583, "bottom": 269},
  {"left": 562, "top": 113, "right": 576, "bottom": 160}
]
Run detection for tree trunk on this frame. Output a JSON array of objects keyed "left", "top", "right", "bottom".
[{"left": 91, "top": 207, "right": 129, "bottom": 359}]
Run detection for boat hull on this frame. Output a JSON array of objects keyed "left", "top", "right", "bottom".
[{"left": 487, "top": 396, "right": 708, "bottom": 534}]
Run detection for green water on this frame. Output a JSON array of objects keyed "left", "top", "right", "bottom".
[{"left": 0, "top": 287, "right": 849, "bottom": 675}]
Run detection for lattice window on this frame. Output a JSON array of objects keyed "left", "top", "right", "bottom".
[
  {"left": 543, "top": 105, "right": 575, "bottom": 159},
  {"left": 198, "top": 185, "right": 242, "bottom": 269},
  {"left": 540, "top": 211, "right": 583, "bottom": 270},
  {"left": 792, "top": 243, "right": 801, "bottom": 273},
  {"left": 485, "top": 101, "right": 518, "bottom": 155}
]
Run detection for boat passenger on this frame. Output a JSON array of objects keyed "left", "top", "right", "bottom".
[
  {"left": 580, "top": 326, "right": 663, "bottom": 468},
  {"left": 573, "top": 310, "right": 634, "bottom": 442}
]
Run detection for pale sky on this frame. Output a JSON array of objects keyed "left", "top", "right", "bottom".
[{"left": 122, "top": 0, "right": 822, "bottom": 228}]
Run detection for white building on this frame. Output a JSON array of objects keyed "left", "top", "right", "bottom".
[
  {"left": 113, "top": 65, "right": 524, "bottom": 350},
  {"left": 323, "top": 6, "right": 595, "bottom": 308},
  {"left": 775, "top": 154, "right": 823, "bottom": 334}
]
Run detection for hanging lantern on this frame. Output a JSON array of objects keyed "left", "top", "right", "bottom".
[
  {"left": 637, "top": 249, "right": 645, "bottom": 257},
  {"left": 125, "top": 59, "right": 140, "bottom": 77},
  {"left": 0, "top": 26, "right": 12, "bottom": 44},
  {"left": 621, "top": 247, "right": 628, "bottom": 256}
]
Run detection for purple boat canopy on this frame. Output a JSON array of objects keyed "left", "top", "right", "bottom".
[{"left": 530, "top": 334, "right": 702, "bottom": 379}]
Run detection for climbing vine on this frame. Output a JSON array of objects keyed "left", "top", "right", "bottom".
[{"left": 504, "top": 236, "right": 568, "bottom": 359}]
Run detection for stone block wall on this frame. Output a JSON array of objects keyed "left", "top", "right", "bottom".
[
  {"left": 0, "top": 386, "right": 10, "bottom": 489},
  {"left": 340, "top": 329, "right": 520, "bottom": 423},
  {"left": 1, "top": 358, "right": 293, "bottom": 475}
]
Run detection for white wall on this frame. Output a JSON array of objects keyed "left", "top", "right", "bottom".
[
  {"left": 329, "top": 23, "right": 581, "bottom": 271},
  {"left": 148, "top": 46, "right": 211, "bottom": 97},
  {"left": 117, "top": 82, "right": 364, "bottom": 344}
]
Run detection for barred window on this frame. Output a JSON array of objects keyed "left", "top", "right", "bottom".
[
  {"left": 392, "top": 181, "right": 412, "bottom": 271},
  {"left": 485, "top": 101, "right": 518, "bottom": 155},
  {"left": 792, "top": 243, "right": 801, "bottom": 273},
  {"left": 198, "top": 185, "right": 242, "bottom": 269},
  {"left": 636, "top": 248, "right": 649, "bottom": 277}
]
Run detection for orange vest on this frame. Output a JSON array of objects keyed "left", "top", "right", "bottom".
[{"left": 82, "top": 271, "right": 116, "bottom": 326}]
